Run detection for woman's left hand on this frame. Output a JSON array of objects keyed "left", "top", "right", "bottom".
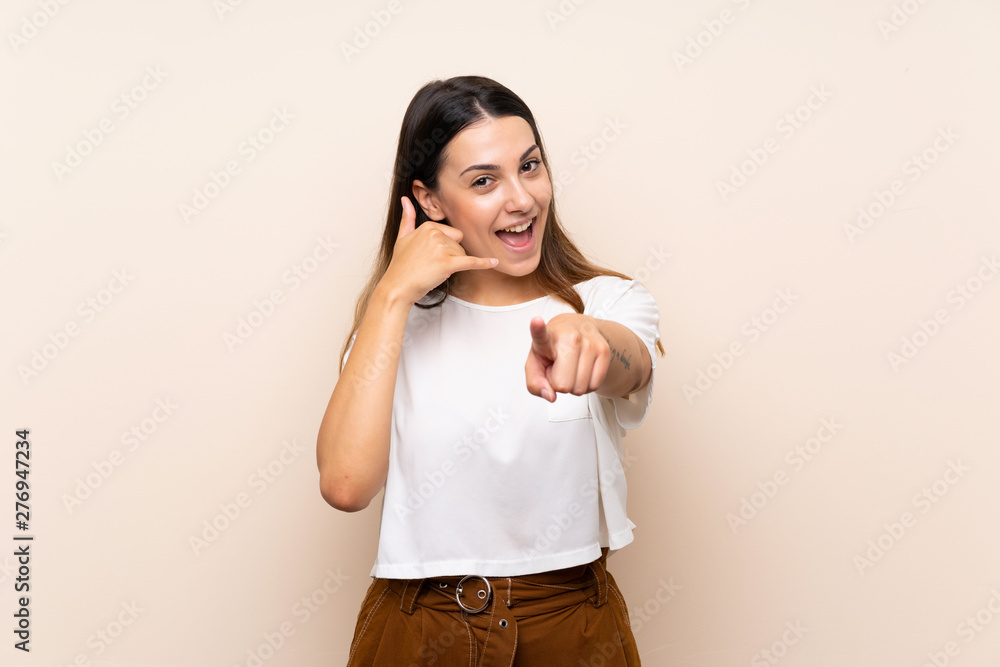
[{"left": 525, "top": 314, "right": 610, "bottom": 402}]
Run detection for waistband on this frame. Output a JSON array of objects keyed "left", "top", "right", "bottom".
[{"left": 384, "top": 547, "right": 611, "bottom": 616}]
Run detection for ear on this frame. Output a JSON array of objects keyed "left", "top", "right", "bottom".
[{"left": 411, "top": 179, "right": 446, "bottom": 222}]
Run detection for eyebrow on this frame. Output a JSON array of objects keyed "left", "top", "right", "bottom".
[{"left": 458, "top": 144, "right": 539, "bottom": 176}]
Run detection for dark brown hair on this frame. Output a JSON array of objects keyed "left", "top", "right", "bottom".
[{"left": 339, "top": 75, "right": 664, "bottom": 372}]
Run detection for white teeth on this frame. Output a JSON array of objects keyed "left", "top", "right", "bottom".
[{"left": 499, "top": 219, "right": 532, "bottom": 233}]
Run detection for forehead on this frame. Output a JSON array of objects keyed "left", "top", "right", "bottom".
[{"left": 442, "top": 116, "right": 536, "bottom": 168}]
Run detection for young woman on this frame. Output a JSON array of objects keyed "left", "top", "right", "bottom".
[{"left": 317, "top": 75, "right": 663, "bottom": 666}]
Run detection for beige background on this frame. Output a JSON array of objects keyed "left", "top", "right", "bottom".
[{"left": 2, "top": 0, "right": 999, "bottom": 665}]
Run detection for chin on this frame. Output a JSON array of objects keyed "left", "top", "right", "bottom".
[{"left": 499, "top": 255, "right": 541, "bottom": 277}]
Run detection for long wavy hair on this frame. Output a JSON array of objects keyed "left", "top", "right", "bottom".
[{"left": 339, "top": 75, "right": 664, "bottom": 373}]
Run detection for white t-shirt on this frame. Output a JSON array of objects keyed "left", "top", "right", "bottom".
[{"left": 341, "top": 275, "right": 660, "bottom": 579}]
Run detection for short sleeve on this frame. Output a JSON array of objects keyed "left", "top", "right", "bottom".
[
  {"left": 584, "top": 278, "right": 660, "bottom": 430},
  {"left": 340, "top": 330, "right": 358, "bottom": 373}
]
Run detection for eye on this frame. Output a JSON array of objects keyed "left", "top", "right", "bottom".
[
  {"left": 471, "top": 175, "right": 494, "bottom": 189},
  {"left": 522, "top": 158, "right": 541, "bottom": 173}
]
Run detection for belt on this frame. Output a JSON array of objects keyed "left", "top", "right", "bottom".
[
  {"left": 382, "top": 549, "right": 613, "bottom": 666},
  {"left": 388, "top": 547, "right": 608, "bottom": 614},
  {"left": 385, "top": 548, "right": 611, "bottom": 616}
]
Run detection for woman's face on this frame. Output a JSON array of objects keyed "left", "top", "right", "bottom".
[{"left": 413, "top": 115, "right": 551, "bottom": 280}]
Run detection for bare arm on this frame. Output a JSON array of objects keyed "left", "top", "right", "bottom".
[
  {"left": 316, "top": 284, "right": 410, "bottom": 512},
  {"left": 592, "top": 317, "right": 653, "bottom": 399}
]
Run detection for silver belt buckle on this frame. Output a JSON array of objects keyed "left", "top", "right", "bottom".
[{"left": 455, "top": 574, "right": 492, "bottom": 613}]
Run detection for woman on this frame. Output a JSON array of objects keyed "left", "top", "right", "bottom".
[{"left": 317, "top": 75, "right": 663, "bottom": 666}]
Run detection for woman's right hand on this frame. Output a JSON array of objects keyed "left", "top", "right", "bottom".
[{"left": 379, "top": 196, "right": 498, "bottom": 305}]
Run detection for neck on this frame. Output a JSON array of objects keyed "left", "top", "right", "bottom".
[{"left": 448, "top": 271, "right": 545, "bottom": 307}]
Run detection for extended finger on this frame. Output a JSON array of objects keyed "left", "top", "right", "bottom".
[
  {"left": 452, "top": 254, "right": 499, "bottom": 272},
  {"left": 397, "top": 196, "right": 416, "bottom": 238}
]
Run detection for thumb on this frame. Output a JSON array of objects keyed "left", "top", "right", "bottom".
[{"left": 397, "top": 196, "right": 416, "bottom": 238}]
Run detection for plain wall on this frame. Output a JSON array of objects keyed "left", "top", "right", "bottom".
[{"left": 2, "top": 0, "right": 998, "bottom": 665}]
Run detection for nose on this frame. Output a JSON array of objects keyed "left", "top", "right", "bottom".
[{"left": 504, "top": 176, "right": 534, "bottom": 214}]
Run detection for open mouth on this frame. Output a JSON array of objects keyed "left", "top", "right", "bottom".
[{"left": 495, "top": 217, "right": 535, "bottom": 250}]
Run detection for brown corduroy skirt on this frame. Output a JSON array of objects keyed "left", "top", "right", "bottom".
[{"left": 345, "top": 547, "right": 641, "bottom": 666}]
